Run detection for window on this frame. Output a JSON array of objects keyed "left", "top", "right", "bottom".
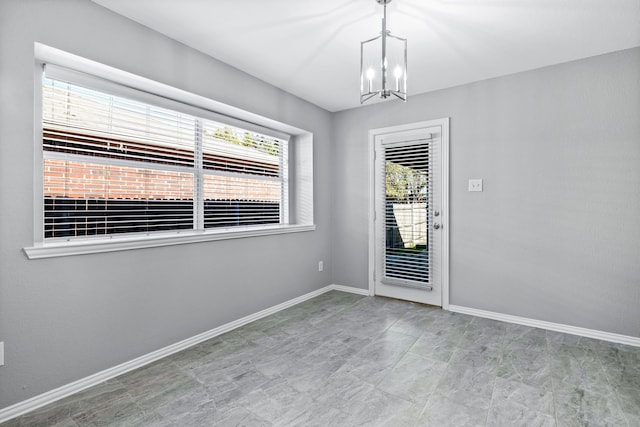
[
  {"left": 25, "top": 45, "right": 314, "bottom": 259},
  {"left": 42, "top": 77, "right": 287, "bottom": 239}
]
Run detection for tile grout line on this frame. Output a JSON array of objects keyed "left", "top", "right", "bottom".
[
  {"left": 379, "top": 310, "right": 438, "bottom": 426},
  {"left": 544, "top": 330, "right": 561, "bottom": 427},
  {"left": 592, "top": 344, "right": 632, "bottom": 427},
  {"left": 482, "top": 325, "right": 507, "bottom": 427},
  {"left": 413, "top": 315, "right": 475, "bottom": 425}
]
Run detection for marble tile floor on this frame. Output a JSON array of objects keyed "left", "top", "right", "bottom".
[{"left": 3, "top": 290, "right": 639, "bottom": 426}]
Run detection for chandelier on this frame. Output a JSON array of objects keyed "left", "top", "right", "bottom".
[{"left": 360, "top": 0, "right": 407, "bottom": 103}]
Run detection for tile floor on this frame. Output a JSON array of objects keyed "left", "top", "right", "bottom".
[{"left": 3, "top": 290, "right": 639, "bottom": 426}]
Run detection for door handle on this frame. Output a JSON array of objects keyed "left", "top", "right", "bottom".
[{"left": 433, "top": 223, "right": 441, "bottom": 230}]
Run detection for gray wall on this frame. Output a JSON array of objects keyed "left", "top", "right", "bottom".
[
  {"left": 331, "top": 47, "right": 640, "bottom": 338},
  {"left": 0, "top": 0, "right": 333, "bottom": 408}
]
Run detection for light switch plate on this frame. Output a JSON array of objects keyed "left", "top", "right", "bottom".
[{"left": 468, "top": 179, "right": 483, "bottom": 192}]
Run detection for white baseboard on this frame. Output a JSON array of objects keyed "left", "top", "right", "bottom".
[
  {"left": 449, "top": 304, "right": 640, "bottom": 347},
  {"left": 0, "top": 284, "right": 360, "bottom": 423},
  {"left": 329, "top": 284, "right": 371, "bottom": 296}
]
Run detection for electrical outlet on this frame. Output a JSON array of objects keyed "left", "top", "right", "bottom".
[
  {"left": 0, "top": 342, "right": 4, "bottom": 366},
  {"left": 318, "top": 261, "right": 324, "bottom": 272},
  {"left": 468, "top": 179, "right": 483, "bottom": 192}
]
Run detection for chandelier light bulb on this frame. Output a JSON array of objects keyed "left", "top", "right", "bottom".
[
  {"left": 394, "top": 65, "right": 403, "bottom": 91},
  {"left": 366, "top": 67, "right": 375, "bottom": 93},
  {"left": 366, "top": 67, "right": 376, "bottom": 80}
]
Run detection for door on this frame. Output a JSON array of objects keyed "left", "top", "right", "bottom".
[{"left": 370, "top": 120, "right": 448, "bottom": 306}]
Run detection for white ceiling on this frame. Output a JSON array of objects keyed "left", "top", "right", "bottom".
[{"left": 93, "top": 0, "right": 640, "bottom": 112}]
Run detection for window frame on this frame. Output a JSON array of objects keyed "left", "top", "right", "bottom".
[{"left": 24, "top": 44, "right": 315, "bottom": 259}]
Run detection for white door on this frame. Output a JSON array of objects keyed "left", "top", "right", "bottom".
[{"left": 370, "top": 120, "right": 449, "bottom": 307}]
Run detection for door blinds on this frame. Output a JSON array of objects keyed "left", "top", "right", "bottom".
[
  {"left": 42, "top": 69, "right": 288, "bottom": 239},
  {"left": 378, "top": 137, "right": 438, "bottom": 289}
]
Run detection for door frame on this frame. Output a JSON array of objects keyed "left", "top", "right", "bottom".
[{"left": 368, "top": 118, "right": 450, "bottom": 309}]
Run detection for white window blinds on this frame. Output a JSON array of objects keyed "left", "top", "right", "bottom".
[{"left": 42, "top": 69, "right": 288, "bottom": 240}]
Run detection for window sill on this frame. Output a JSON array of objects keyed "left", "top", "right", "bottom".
[{"left": 23, "top": 224, "right": 316, "bottom": 259}]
